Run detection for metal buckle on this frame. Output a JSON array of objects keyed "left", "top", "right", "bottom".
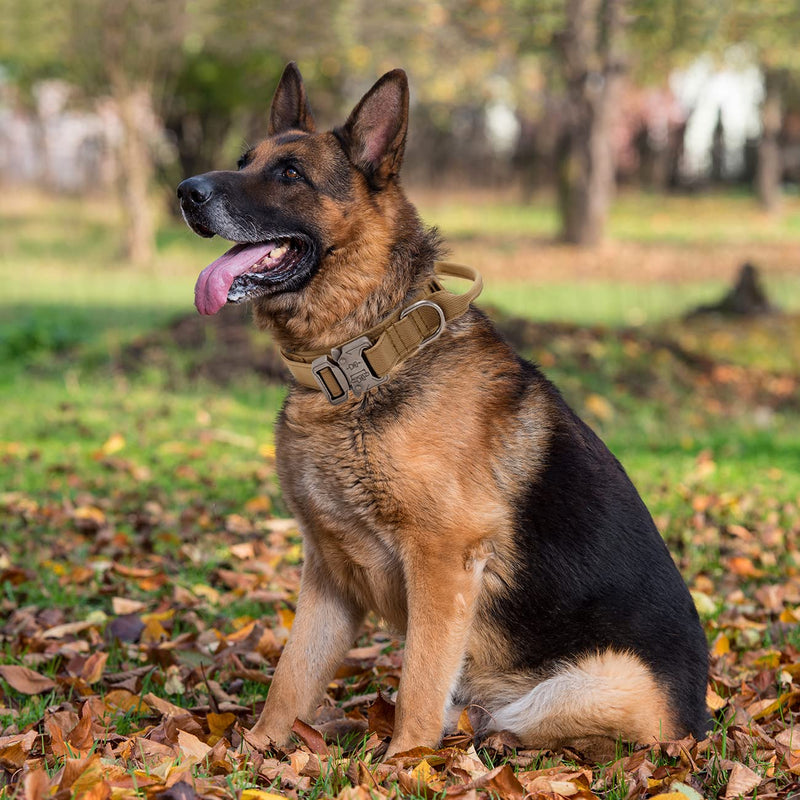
[
  {"left": 310, "top": 336, "right": 387, "bottom": 404},
  {"left": 400, "top": 300, "right": 446, "bottom": 348},
  {"left": 337, "top": 336, "right": 388, "bottom": 398},
  {"left": 310, "top": 355, "right": 350, "bottom": 405}
]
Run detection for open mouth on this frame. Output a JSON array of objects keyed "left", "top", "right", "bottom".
[{"left": 194, "top": 236, "right": 313, "bottom": 315}]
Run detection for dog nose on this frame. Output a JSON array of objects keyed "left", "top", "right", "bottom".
[{"left": 177, "top": 176, "right": 214, "bottom": 206}]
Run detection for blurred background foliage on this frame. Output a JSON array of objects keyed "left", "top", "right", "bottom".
[{"left": 3, "top": 0, "right": 800, "bottom": 260}]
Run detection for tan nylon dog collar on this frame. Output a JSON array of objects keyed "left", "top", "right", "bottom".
[{"left": 280, "top": 261, "right": 483, "bottom": 404}]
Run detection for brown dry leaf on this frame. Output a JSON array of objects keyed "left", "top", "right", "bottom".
[
  {"left": 727, "top": 557, "right": 762, "bottom": 578},
  {"left": 244, "top": 496, "right": 272, "bottom": 514},
  {"left": 80, "top": 779, "right": 111, "bottom": 800},
  {"left": 367, "top": 692, "right": 396, "bottom": 738},
  {"left": 68, "top": 702, "right": 96, "bottom": 755},
  {"left": 291, "top": 718, "right": 329, "bottom": 755},
  {"left": 207, "top": 711, "right": 237, "bottom": 739},
  {"left": 453, "top": 763, "right": 525, "bottom": 800},
  {"left": 0, "top": 664, "right": 56, "bottom": 694},
  {"left": 46, "top": 712, "right": 76, "bottom": 758},
  {"left": 59, "top": 754, "right": 101, "bottom": 794},
  {"left": 111, "top": 597, "right": 146, "bottom": 615},
  {"left": 80, "top": 651, "right": 108, "bottom": 684},
  {"left": 749, "top": 690, "right": 800, "bottom": 720},
  {"left": 724, "top": 762, "right": 762, "bottom": 799},
  {"left": 176, "top": 729, "right": 212, "bottom": 766},
  {"left": 398, "top": 769, "right": 439, "bottom": 799},
  {"left": 41, "top": 619, "right": 97, "bottom": 639},
  {"left": 24, "top": 768, "right": 51, "bottom": 800},
  {"left": 0, "top": 730, "right": 36, "bottom": 769},
  {"left": 456, "top": 707, "right": 474, "bottom": 735},
  {"left": 706, "top": 685, "right": 728, "bottom": 711},
  {"left": 112, "top": 563, "right": 157, "bottom": 579},
  {"left": 775, "top": 728, "right": 800, "bottom": 751},
  {"left": 143, "top": 692, "right": 186, "bottom": 718},
  {"left": 519, "top": 766, "right": 594, "bottom": 797},
  {"left": 73, "top": 505, "right": 107, "bottom": 530},
  {"left": 104, "top": 689, "right": 142, "bottom": 713},
  {"left": 229, "top": 542, "right": 256, "bottom": 559},
  {"left": 141, "top": 617, "right": 170, "bottom": 644}
]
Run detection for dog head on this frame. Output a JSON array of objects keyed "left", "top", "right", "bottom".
[{"left": 178, "top": 63, "right": 412, "bottom": 322}]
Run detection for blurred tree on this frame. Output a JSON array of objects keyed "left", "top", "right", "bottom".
[
  {"left": 553, "top": 0, "right": 626, "bottom": 245},
  {"left": 720, "top": 1, "right": 800, "bottom": 212},
  {"left": 1, "top": 0, "right": 188, "bottom": 264}
]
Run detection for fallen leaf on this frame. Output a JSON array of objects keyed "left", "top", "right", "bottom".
[
  {"left": 291, "top": 718, "right": 329, "bottom": 755},
  {"left": 706, "top": 685, "right": 727, "bottom": 711},
  {"left": 712, "top": 634, "right": 730, "bottom": 657},
  {"left": 585, "top": 393, "right": 614, "bottom": 421},
  {"left": 80, "top": 652, "right": 108, "bottom": 684},
  {"left": 724, "top": 762, "right": 762, "bottom": 799},
  {"left": 101, "top": 433, "right": 126, "bottom": 455},
  {"left": 23, "top": 769, "right": 51, "bottom": 800},
  {"left": 456, "top": 763, "right": 525, "bottom": 800},
  {"left": 107, "top": 614, "right": 145, "bottom": 643},
  {"left": 142, "top": 692, "right": 186, "bottom": 717},
  {"left": 207, "top": 712, "right": 236, "bottom": 740},
  {"left": 367, "top": 692, "right": 395, "bottom": 738},
  {"left": 0, "top": 664, "right": 56, "bottom": 694},
  {"left": 176, "top": 729, "right": 212, "bottom": 765},
  {"left": 67, "top": 702, "right": 95, "bottom": 755},
  {"left": 0, "top": 730, "right": 36, "bottom": 769},
  {"left": 112, "top": 597, "right": 146, "bottom": 615},
  {"left": 411, "top": 758, "right": 437, "bottom": 786},
  {"left": 157, "top": 781, "right": 200, "bottom": 800},
  {"left": 240, "top": 791, "right": 288, "bottom": 800}
]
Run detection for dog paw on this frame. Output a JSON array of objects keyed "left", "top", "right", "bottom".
[{"left": 242, "top": 726, "right": 282, "bottom": 752}]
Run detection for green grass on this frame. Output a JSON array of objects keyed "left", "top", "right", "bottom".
[
  {"left": 418, "top": 189, "right": 800, "bottom": 245},
  {"left": 480, "top": 276, "right": 800, "bottom": 325}
]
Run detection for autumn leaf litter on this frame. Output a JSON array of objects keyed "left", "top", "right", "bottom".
[{"left": 2, "top": 310, "right": 800, "bottom": 799}]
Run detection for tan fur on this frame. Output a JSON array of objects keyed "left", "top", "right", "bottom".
[
  {"left": 487, "top": 651, "right": 677, "bottom": 759},
  {"left": 249, "top": 318, "right": 566, "bottom": 755}
]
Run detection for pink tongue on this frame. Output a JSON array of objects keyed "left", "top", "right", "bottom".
[{"left": 194, "top": 241, "right": 278, "bottom": 315}]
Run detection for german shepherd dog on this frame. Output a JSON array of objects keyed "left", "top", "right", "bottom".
[{"left": 178, "top": 63, "right": 709, "bottom": 759}]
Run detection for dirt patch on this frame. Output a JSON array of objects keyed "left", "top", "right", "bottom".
[
  {"left": 120, "top": 302, "right": 800, "bottom": 417},
  {"left": 121, "top": 303, "right": 289, "bottom": 386}
]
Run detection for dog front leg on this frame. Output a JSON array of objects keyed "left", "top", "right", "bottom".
[
  {"left": 249, "top": 546, "right": 364, "bottom": 748},
  {"left": 385, "top": 541, "right": 485, "bottom": 757}
]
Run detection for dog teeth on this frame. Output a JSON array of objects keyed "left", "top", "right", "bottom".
[{"left": 271, "top": 243, "right": 289, "bottom": 259}]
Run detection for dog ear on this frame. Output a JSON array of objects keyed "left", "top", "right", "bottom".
[
  {"left": 268, "top": 62, "right": 316, "bottom": 135},
  {"left": 339, "top": 69, "right": 409, "bottom": 186}
]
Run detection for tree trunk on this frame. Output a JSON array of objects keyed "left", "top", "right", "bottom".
[
  {"left": 756, "top": 68, "right": 783, "bottom": 213},
  {"left": 556, "top": 0, "right": 625, "bottom": 246},
  {"left": 115, "top": 86, "right": 156, "bottom": 266}
]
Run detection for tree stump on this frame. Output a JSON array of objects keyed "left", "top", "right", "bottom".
[{"left": 686, "top": 262, "right": 776, "bottom": 318}]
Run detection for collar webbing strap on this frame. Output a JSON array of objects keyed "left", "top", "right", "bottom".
[{"left": 280, "top": 261, "right": 483, "bottom": 404}]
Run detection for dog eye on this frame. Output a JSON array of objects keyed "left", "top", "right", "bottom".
[
  {"left": 237, "top": 150, "right": 253, "bottom": 170},
  {"left": 283, "top": 166, "right": 302, "bottom": 180}
]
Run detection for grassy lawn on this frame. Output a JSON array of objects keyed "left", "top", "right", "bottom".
[{"left": 1, "top": 189, "right": 800, "bottom": 799}]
